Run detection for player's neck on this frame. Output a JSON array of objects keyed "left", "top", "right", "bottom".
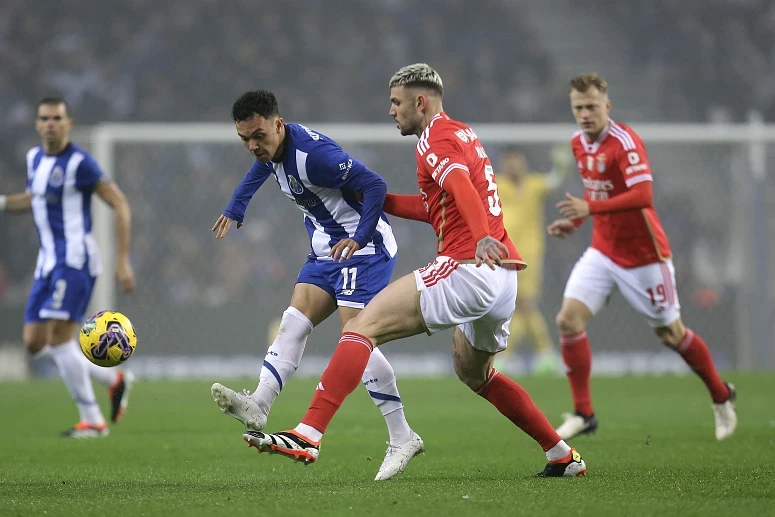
[
  {"left": 583, "top": 120, "right": 610, "bottom": 144},
  {"left": 417, "top": 107, "right": 443, "bottom": 137},
  {"left": 42, "top": 139, "right": 69, "bottom": 156}
]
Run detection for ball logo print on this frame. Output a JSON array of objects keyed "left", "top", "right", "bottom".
[{"left": 79, "top": 310, "right": 138, "bottom": 367}]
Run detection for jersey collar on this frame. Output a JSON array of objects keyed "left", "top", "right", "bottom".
[{"left": 580, "top": 121, "right": 611, "bottom": 154}]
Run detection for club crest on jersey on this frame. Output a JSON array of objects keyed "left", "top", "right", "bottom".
[
  {"left": 49, "top": 166, "right": 64, "bottom": 188},
  {"left": 596, "top": 154, "right": 607, "bottom": 173},
  {"left": 288, "top": 175, "right": 304, "bottom": 195}
]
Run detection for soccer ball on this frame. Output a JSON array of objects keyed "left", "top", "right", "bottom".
[{"left": 79, "top": 311, "right": 137, "bottom": 367}]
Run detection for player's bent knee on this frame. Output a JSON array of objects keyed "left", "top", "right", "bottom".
[
  {"left": 22, "top": 326, "right": 47, "bottom": 355},
  {"left": 556, "top": 311, "right": 584, "bottom": 336},
  {"left": 453, "top": 362, "right": 487, "bottom": 390},
  {"left": 654, "top": 319, "right": 685, "bottom": 349}
]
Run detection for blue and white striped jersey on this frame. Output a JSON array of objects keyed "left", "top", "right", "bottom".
[
  {"left": 26, "top": 143, "right": 103, "bottom": 279},
  {"left": 224, "top": 124, "right": 398, "bottom": 260}
]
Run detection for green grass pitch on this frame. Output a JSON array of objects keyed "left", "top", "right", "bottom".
[{"left": 0, "top": 374, "right": 773, "bottom": 516}]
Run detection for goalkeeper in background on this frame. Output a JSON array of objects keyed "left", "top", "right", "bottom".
[{"left": 495, "top": 147, "right": 570, "bottom": 375}]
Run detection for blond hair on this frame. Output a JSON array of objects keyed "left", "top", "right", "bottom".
[
  {"left": 389, "top": 63, "right": 444, "bottom": 96},
  {"left": 569, "top": 73, "right": 608, "bottom": 95}
]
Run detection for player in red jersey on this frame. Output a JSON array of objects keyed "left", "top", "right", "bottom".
[
  {"left": 242, "top": 63, "right": 587, "bottom": 478},
  {"left": 547, "top": 73, "right": 737, "bottom": 441}
]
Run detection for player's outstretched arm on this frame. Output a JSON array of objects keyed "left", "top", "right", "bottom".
[
  {"left": 0, "top": 192, "right": 32, "bottom": 213},
  {"left": 215, "top": 161, "right": 271, "bottom": 239},
  {"left": 95, "top": 179, "right": 136, "bottom": 292},
  {"left": 382, "top": 193, "right": 430, "bottom": 223},
  {"left": 546, "top": 218, "right": 578, "bottom": 239}
]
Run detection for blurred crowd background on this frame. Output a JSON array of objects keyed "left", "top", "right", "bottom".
[{"left": 1, "top": 0, "right": 773, "bottom": 369}]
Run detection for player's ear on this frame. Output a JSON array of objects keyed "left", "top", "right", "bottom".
[{"left": 275, "top": 117, "right": 283, "bottom": 133}]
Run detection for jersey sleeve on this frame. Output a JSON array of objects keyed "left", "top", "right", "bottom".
[
  {"left": 617, "top": 135, "right": 652, "bottom": 189},
  {"left": 223, "top": 160, "right": 271, "bottom": 223},
  {"left": 418, "top": 136, "right": 467, "bottom": 189},
  {"left": 75, "top": 154, "right": 105, "bottom": 191},
  {"left": 303, "top": 143, "right": 377, "bottom": 191},
  {"left": 305, "top": 143, "right": 387, "bottom": 248}
]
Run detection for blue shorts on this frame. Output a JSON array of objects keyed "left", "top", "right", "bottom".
[
  {"left": 24, "top": 266, "right": 96, "bottom": 323},
  {"left": 296, "top": 254, "right": 395, "bottom": 309}
]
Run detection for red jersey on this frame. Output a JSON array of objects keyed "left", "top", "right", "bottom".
[
  {"left": 415, "top": 112, "right": 523, "bottom": 267},
  {"left": 570, "top": 120, "right": 672, "bottom": 268}
]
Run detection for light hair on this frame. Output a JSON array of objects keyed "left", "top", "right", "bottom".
[
  {"left": 389, "top": 63, "right": 444, "bottom": 96},
  {"left": 569, "top": 73, "right": 608, "bottom": 95}
]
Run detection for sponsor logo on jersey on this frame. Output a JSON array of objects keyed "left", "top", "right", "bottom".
[
  {"left": 426, "top": 153, "right": 439, "bottom": 167},
  {"left": 288, "top": 175, "right": 304, "bottom": 195},
  {"left": 295, "top": 198, "right": 317, "bottom": 208},
  {"left": 596, "top": 153, "right": 606, "bottom": 173},
  {"left": 49, "top": 166, "right": 64, "bottom": 188},
  {"left": 339, "top": 158, "right": 353, "bottom": 180},
  {"left": 454, "top": 128, "right": 478, "bottom": 143},
  {"left": 582, "top": 177, "right": 614, "bottom": 191},
  {"left": 625, "top": 163, "right": 649, "bottom": 175},
  {"left": 431, "top": 157, "right": 450, "bottom": 180}
]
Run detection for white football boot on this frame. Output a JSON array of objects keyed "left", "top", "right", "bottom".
[
  {"left": 374, "top": 431, "right": 425, "bottom": 481},
  {"left": 211, "top": 382, "right": 267, "bottom": 431},
  {"left": 713, "top": 382, "right": 737, "bottom": 441},
  {"left": 555, "top": 412, "right": 598, "bottom": 440},
  {"left": 61, "top": 421, "right": 109, "bottom": 439}
]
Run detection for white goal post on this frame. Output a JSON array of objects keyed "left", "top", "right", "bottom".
[{"left": 76, "top": 118, "right": 774, "bottom": 370}]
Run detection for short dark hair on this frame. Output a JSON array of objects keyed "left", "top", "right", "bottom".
[
  {"left": 231, "top": 90, "right": 280, "bottom": 122},
  {"left": 36, "top": 97, "right": 71, "bottom": 117}
]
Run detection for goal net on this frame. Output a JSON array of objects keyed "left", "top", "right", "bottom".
[{"left": 70, "top": 121, "right": 774, "bottom": 376}]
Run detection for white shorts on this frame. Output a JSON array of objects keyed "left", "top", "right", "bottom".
[
  {"left": 414, "top": 256, "right": 518, "bottom": 353},
  {"left": 563, "top": 247, "right": 681, "bottom": 328}
]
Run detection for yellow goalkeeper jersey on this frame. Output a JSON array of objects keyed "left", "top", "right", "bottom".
[{"left": 498, "top": 173, "right": 558, "bottom": 260}]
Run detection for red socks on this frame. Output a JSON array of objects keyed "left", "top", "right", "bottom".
[
  {"left": 560, "top": 331, "right": 593, "bottom": 416},
  {"left": 301, "top": 332, "right": 373, "bottom": 433},
  {"left": 676, "top": 329, "right": 730, "bottom": 403},
  {"left": 476, "top": 369, "right": 562, "bottom": 451}
]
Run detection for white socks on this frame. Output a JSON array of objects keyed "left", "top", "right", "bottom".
[
  {"left": 362, "top": 348, "right": 412, "bottom": 446},
  {"left": 546, "top": 440, "right": 572, "bottom": 461},
  {"left": 50, "top": 339, "right": 105, "bottom": 426},
  {"left": 253, "top": 306, "right": 413, "bottom": 446},
  {"left": 31, "top": 342, "right": 118, "bottom": 388},
  {"left": 252, "top": 307, "right": 314, "bottom": 415},
  {"left": 78, "top": 351, "right": 119, "bottom": 388}
]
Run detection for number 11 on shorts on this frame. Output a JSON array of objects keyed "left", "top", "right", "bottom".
[{"left": 341, "top": 267, "right": 357, "bottom": 290}]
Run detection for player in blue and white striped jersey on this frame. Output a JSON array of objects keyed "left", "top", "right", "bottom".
[
  {"left": 210, "top": 91, "right": 422, "bottom": 480},
  {"left": 0, "top": 98, "right": 136, "bottom": 438}
]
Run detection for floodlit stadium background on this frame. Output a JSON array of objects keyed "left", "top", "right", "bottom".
[{"left": 1, "top": 0, "right": 773, "bottom": 378}]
